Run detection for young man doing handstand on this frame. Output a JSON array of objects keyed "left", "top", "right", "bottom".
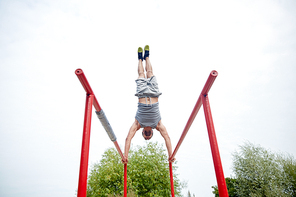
[{"left": 122, "top": 45, "right": 175, "bottom": 164}]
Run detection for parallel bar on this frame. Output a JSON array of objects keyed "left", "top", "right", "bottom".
[
  {"left": 75, "top": 69, "right": 102, "bottom": 112},
  {"left": 201, "top": 70, "right": 218, "bottom": 95},
  {"left": 75, "top": 69, "right": 124, "bottom": 159},
  {"left": 202, "top": 95, "right": 228, "bottom": 197},
  {"left": 96, "top": 110, "right": 117, "bottom": 142},
  {"left": 75, "top": 69, "right": 94, "bottom": 94},
  {"left": 124, "top": 164, "right": 127, "bottom": 197},
  {"left": 77, "top": 94, "right": 94, "bottom": 197},
  {"left": 169, "top": 70, "right": 218, "bottom": 160},
  {"left": 170, "top": 96, "right": 202, "bottom": 160},
  {"left": 113, "top": 141, "right": 125, "bottom": 160},
  {"left": 169, "top": 162, "right": 175, "bottom": 197}
]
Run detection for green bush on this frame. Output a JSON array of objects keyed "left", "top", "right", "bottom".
[{"left": 87, "top": 142, "right": 185, "bottom": 197}]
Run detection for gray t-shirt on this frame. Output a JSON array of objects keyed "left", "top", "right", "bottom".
[{"left": 135, "top": 102, "right": 161, "bottom": 129}]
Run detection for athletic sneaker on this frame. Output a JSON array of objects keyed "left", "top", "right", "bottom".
[
  {"left": 144, "top": 45, "right": 149, "bottom": 60},
  {"left": 138, "top": 47, "right": 143, "bottom": 61}
]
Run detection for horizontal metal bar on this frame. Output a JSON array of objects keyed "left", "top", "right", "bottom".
[{"left": 96, "top": 110, "right": 117, "bottom": 142}]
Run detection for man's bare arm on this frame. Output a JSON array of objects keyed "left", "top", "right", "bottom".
[
  {"left": 122, "top": 119, "right": 141, "bottom": 163},
  {"left": 156, "top": 120, "right": 176, "bottom": 162}
]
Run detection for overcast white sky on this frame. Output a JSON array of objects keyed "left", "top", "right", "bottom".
[{"left": 0, "top": 0, "right": 296, "bottom": 196}]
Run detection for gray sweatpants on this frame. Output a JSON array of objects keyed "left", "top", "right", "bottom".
[{"left": 135, "top": 76, "right": 162, "bottom": 98}]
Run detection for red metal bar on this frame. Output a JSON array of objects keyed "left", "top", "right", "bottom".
[
  {"left": 170, "top": 96, "right": 202, "bottom": 160},
  {"left": 75, "top": 69, "right": 102, "bottom": 112},
  {"left": 75, "top": 69, "right": 125, "bottom": 159},
  {"left": 77, "top": 94, "right": 94, "bottom": 197},
  {"left": 124, "top": 164, "right": 127, "bottom": 197},
  {"left": 202, "top": 95, "right": 228, "bottom": 197},
  {"left": 75, "top": 68, "right": 125, "bottom": 160},
  {"left": 113, "top": 141, "right": 125, "bottom": 160},
  {"left": 169, "top": 162, "right": 175, "bottom": 197},
  {"left": 170, "top": 70, "right": 218, "bottom": 160},
  {"left": 201, "top": 70, "right": 218, "bottom": 95}
]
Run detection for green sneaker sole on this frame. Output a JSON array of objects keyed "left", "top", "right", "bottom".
[{"left": 144, "top": 45, "right": 149, "bottom": 51}]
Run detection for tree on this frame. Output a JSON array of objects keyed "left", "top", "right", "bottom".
[
  {"left": 279, "top": 154, "right": 296, "bottom": 196},
  {"left": 211, "top": 177, "right": 238, "bottom": 197},
  {"left": 87, "top": 142, "right": 185, "bottom": 197},
  {"left": 212, "top": 142, "right": 296, "bottom": 197},
  {"left": 232, "top": 142, "right": 291, "bottom": 197}
]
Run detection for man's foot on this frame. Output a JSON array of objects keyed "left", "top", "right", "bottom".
[
  {"left": 138, "top": 47, "right": 143, "bottom": 61},
  {"left": 144, "top": 45, "right": 149, "bottom": 60}
]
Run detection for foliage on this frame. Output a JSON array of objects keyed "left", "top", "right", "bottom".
[
  {"left": 107, "top": 189, "right": 136, "bottom": 197},
  {"left": 87, "top": 142, "right": 185, "bottom": 197},
  {"left": 232, "top": 142, "right": 293, "bottom": 197},
  {"left": 212, "top": 177, "right": 238, "bottom": 197},
  {"left": 279, "top": 154, "right": 296, "bottom": 196},
  {"left": 212, "top": 142, "right": 296, "bottom": 197},
  {"left": 87, "top": 148, "right": 123, "bottom": 197}
]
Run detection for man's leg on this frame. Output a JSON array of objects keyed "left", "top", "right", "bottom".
[
  {"left": 138, "top": 59, "right": 145, "bottom": 79},
  {"left": 144, "top": 45, "right": 154, "bottom": 78},
  {"left": 145, "top": 57, "right": 154, "bottom": 79}
]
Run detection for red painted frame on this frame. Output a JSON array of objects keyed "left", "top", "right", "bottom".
[{"left": 75, "top": 69, "right": 228, "bottom": 197}]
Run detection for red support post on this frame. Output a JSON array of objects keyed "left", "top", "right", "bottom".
[
  {"left": 202, "top": 95, "right": 228, "bottom": 197},
  {"left": 77, "top": 94, "right": 94, "bottom": 197},
  {"left": 169, "top": 162, "right": 175, "bottom": 197},
  {"left": 124, "top": 164, "right": 127, "bottom": 197}
]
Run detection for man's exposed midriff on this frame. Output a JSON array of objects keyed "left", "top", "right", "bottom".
[{"left": 138, "top": 97, "right": 158, "bottom": 105}]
